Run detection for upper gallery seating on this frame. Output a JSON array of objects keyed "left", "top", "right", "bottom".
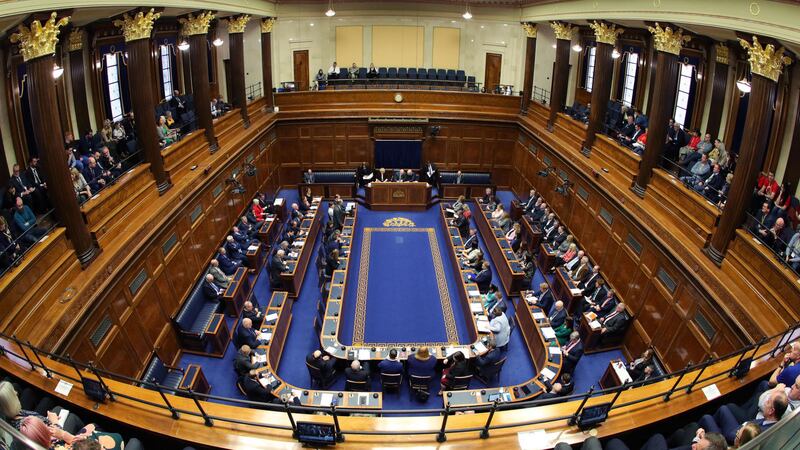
[{"left": 320, "top": 66, "right": 479, "bottom": 92}]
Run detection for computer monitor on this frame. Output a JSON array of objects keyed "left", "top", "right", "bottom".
[
  {"left": 577, "top": 402, "right": 611, "bottom": 430},
  {"left": 296, "top": 421, "right": 337, "bottom": 446}
]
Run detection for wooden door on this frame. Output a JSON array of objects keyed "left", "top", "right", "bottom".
[
  {"left": 484, "top": 53, "right": 502, "bottom": 93},
  {"left": 293, "top": 50, "right": 310, "bottom": 91},
  {"left": 223, "top": 59, "right": 233, "bottom": 102}
]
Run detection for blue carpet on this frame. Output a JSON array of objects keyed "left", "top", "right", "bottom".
[{"left": 179, "top": 190, "right": 626, "bottom": 410}]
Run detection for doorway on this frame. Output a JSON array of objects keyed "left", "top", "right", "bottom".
[
  {"left": 484, "top": 53, "right": 502, "bottom": 93},
  {"left": 293, "top": 50, "right": 310, "bottom": 91}
]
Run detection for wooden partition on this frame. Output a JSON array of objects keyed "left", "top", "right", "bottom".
[{"left": 162, "top": 129, "right": 209, "bottom": 182}]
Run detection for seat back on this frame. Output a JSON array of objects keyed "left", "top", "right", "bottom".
[
  {"left": 408, "top": 68, "right": 417, "bottom": 79},
  {"left": 314, "top": 170, "right": 356, "bottom": 183},
  {"left": 380, "top": 373, "right": 403, "bottom": 390},
  {"left": 174, "top": 281, "right": 206, "bottom": 332},
  {"left": 409, "top": 374, "right": 432, "bottom": 390},
  {"left": 378, "top": 67, "right": 388, "bottom": 78},
  {"left": 446, "top": 69, "right": 456, "bottom": 80},
  {"left": 358, "top": 67, "right": 367, "bottom": 79},
  {"left": 346, "top": 379, "right": 369, "bottom": 392},
  {"left": 398, "top": 68, "right": 408, "bottom": 78},
  {"left": 141, "top": 354, "right": 168, "bottom": 385},
  {"left": 417, "top": 68, "right": 427, "bottom": 79},
  {"left": 479, "top": 356, "right": 506, "bottom": 381},
  {"left": 437, "top": 69, "right": 447, "bottom": 80},
  {"left": 427, "top": 68, "right": 437, "bottom": 79},
  {"left": 387, "top": 67, "right": 398, "bottom": 79},
  {"left": 306, "top": 361, "right": 324, "bottom": 384},
  {"left": 450, "top": 374, "right": 473, "bottom": 390},
  {"left": 456, "top": 70, "right": 466, "bottom": 81}
]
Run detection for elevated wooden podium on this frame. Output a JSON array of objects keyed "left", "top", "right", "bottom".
[{"left": 364, "top": 182, "right": 431, "bottom": 211}]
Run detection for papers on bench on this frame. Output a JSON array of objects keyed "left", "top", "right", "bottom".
[
  {"left": 253, "top": 353, "right": 267, "bottom": 364},
  {"left": 473, "top": 341, "right": 488, "bottom": 354},
  {"left": 570, "top": 288, "right": 582, "bottom": 295},
  {"left": 470, "top": 302, "right": 484, "bottom": 313},
  {"left": 258, "top": 332, "right": 272, "bottom": 343},
  {"left": 325, "top": 346, "right": 338, "bottom": 355},
  {"left": 477, "top": 319, "right": 491, "bottom": 333},
  {"left": 292, "top": 240, "right": 305, "bottom": 247},
  {"left": 467, "top": 288, "right": 481, "bottom": 298},
  {"left": 548, "top": 346, "right": 562, "bottom": 356},
  {"left": 540, "top": 367, "right": 557, "bottom": 381},
  {"left": 446, "top": 346, "right": 470, "bottom": 359},
  {"left": 357, "top": 349, "right": 371, "bottom": 360},
  {"left": 589, "top": 320, "right": 602, "bottom": 330},
  {"left": 541, "top": 327, "right": 556, "bottom": 340},
  {"left": 320, "top": 393, "right": 334, "bottom": 406},
  {"left": 532, "top": 312, "right": 546, "bottom": 321},
  {"left": 259, "top": 373, "right": 277, "bottom": 388},
  {"left": 54, "top": 380, "right": 73, "bottom": 396},
  {"left": 247, "top": 245, "right": 259, "bottom": 251},
  {"left": 274, "top": 198, "right": 284, "bottom": 206},
  {"left": 265, "top": 313, "right": 278, "bottom": 324}
]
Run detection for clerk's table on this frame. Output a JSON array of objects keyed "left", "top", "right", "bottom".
[{"left": 364, "top": 181, "right": 431, "bottom": 211}]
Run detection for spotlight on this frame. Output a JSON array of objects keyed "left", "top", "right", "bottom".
[
  {"left": 52, "top": 65, "right": 64, "bottom": 79},
  {"left": 212, "top": 38, "right": 223, "bottom": 47},
  {"left": 178, "top": 40, "right": 190, "bottom": 51},
  {"left": 612, "top": 49, "right": 621, "bottom": 59},
  {"left": 736, "top": 77, "right": 751, "bottom": 93},
  {"left": 572, "top": 44, "right": 583, "bottom": 52},
  {"left": 325, "top": 0, "right": 336, "bottom": 17}
]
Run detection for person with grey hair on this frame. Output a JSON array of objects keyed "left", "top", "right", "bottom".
[
  {"left": 345, "top": 360, "right": 370, "bottom": 391},
  {"left": 561, "top": 331, "right": 584, "bottom": 374},
  {"left": 206, "top": 259, "right": 231, "bottom": 288}
]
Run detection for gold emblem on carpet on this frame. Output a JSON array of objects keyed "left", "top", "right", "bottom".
[{"left": 382, "top": 217, "right": 416, "bottom": 228}]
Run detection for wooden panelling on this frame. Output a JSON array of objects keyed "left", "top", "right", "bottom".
[
  {"left": 163, "top": 129, "right": 210, "bottom": 182},
  {"left": 647, "top": 170, "right": 720, "bottom": 248}
]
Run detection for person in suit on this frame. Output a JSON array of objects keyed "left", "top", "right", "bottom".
[
  {"left": 324, "top": 230, "right": 343, "bottom": 256},
  {"left": 217, "top": 247, "right": 241, "bottom": 275},
  {"left": 451, "top": 195, "right": 467, "bottom": 216},
  {"left": 570, "top": 256, "right": 590, "bottom": 282},
  {"left": 407, "top": 346, "right": 436, "bottom": 378},
  {"left": 635, "top": 365, "right": 657, "bottom": 384},
  {"left": 452, "top": 210, "right": 470, "bottom": 239},
  {"left": 225, "top": 235, "right": 251, "bottom": 269},
  {"left": 406, "top": 169, "right": 418, "bottom": 182},
  {"left": 303, "top": 169, "right": 315, "bottom": 184},
  {"left": 481, "top": 188, "right": 497, "bottom": 206},
  {"left": 578, "top": 265, "right": 601, "bottom": 293},
  {"left": 600, "top": 303, "right": 628, "bottom": 341},
  {"left": 541, "top": 373, "right": 574, "bottom": 400},
  {"left": 231, "top": 226, "right": 251, "bottom": 247},
  {"left": 201, "top": 274, "right": 223, "bottom": 300},
  {"left": 235, "top": 318, "right": 264, "bottom": 349},
  {"left": 522, "top": 189, "right": 539, "bottom": 213},
  {"left": 332, "top": 199, "right": 345, "bottom": 230},
  {"left": 423, "top": 161, "right": 439, "bottom": 188},
  {"left": 325, "top": 249, "right": 340, "bottom": 277},
  {"left": 463, "top": 228, "right": 479, "bottom": 251},
  {"left": 549, "top": 301, "right": 567, "bottom": 329},
  {"left": 561, "top": 331, "right": 583, "bottom": 374},
  {"left": 474, "top": 339, "right": 503, "bottom": 381},
  {"left": 306, "top": 350, "right": 336, "bottom": 381},
  {"left": 592, "top": 289, "right": 617, "bottom": 318},
  {"left": 701, "top": 164, "right": 726, "bottom": 202},
  {"left": 24, "top": 158, "right": 47, "bottom": 207},
  {"left": 439, "top": 351, "right": 471, "bottom": 394},
  {"left": 269, "top": 249, "right": 289, "bottom": 287},
  {"left": 345, "top": 360, "right": 370, "bottom": 391},
  {"left": 9, "top": 164, "right": 42, "bottom": 213},
  {"left": 392, "top": 168, "right": 404, "bottom": 182},
  {"left": 470, "top": 262, "right": 492, "bottom": 293},
  {"left": 238, "top": 216, "right": 257, "bottom": 239},
  {"left": 454, "top": 170, "right": 463, "bottom": 184},
  {"left": 528, "top": 282, "right": 554, "bottom": 314},
  {"left": 242, "top": 301, "right": 262, "bottom": 327},
  {"left": 234, "top": 345, "right": 262, "bottom": 377},
  {"left": 209, "top": 253, "right": 233, "bottom": 280},
  {"left": 628, "top": 349, "right": 655, "bottom": 381},
  {"left": 378, "top": 349, "right": 403, "bottom": 376},
  {"left": 238, "top": 374, "right": 276, "bottom": 402},
  {"left": 290, "top": 203, "right": 304, "bottom": 223},
  {"left": 616, "top": 115, "right": 636, "bottom": 144},
  {"left": 489, "top": 304, "right": 510, "bottom": 352}
]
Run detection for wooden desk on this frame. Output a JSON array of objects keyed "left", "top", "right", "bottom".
[
  {"left": 553, "top": 267, "right": 583, "bottom": 315},
  {"left": 579, "top": 313, "right": 603, "bottom": 352},
  {"left": 245, "top": 241, "right": 265, "bottom": 274},
  {"left": 179, "top": 364, "right": 211, "bottom": 395},
  {"left": 537, "top": 243, "right": 557, "bottom": 273},
  {"left": 280, "top": 198, "right": 323, "bottom": 297},
  {"left": 520, "top": 218, "right": 542, "bottom": 254},
  {"left": 364, "top": 182, "right": 431, "bottom": 211},
  {"left": 600, "top": 359, "right": 633, "bottom": 389},
  {"left": 440, "top": 183, "right": 493, "bottom": 200},
  {"left": 471, "top": 199, "right": 526, "bottom": 296},
  {"left": 204, "top": 313, "right": 230, "bottom": 357},
  {"left": 272, "top": 197, "right": 287, "bottom": 224},
  {"left": 298, "top": 182, "right": 355, "bottom": 200},
  {"left": 257, "top": 215, "right": 281, "bottom": 247},
  {"left": 222, "top": 267, "right": 250, "bottom": 317}
]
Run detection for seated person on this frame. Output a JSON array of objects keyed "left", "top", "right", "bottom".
[
  {"left": 551, "top": 243, "right": 577, "bottom": 269},
  {"left": 232, "top": 226, "right": 252, "bottom": 247},
  {"left": 238, "top": 373, "right": 276, "bottom": 403},
  {"left": 406, "top": 169, "right": 417, "bottom": 182},
  {"left": 345, "top": 360, "right": 370, "bottom": 391},
  {"left": 698, "top": 388, "right": 788, "bottom": 444},
  {"left": 378, "top": 349, "right": 403, "bottom": 376},
  {"left": 549, "top": 301, "right": 567, "bottom": 329},
  {"left": 680, "top": 153, "right": 711, "bottom": 185},
  {"left": 251, "top": 198, "right": 267, "bottom": 223},
  {"left": 201, "top": 273, "right": 224, "bottom": 300},
  {"left": 325, "top": 249, "right": 341, "bottom": 277},
  {"left": 0, "top": 217, "right": 22, "bottom": 269},
  {"left": 474, "top": 339, "right": 503, "bottom": 381},
  {"left": 463, "top": 228, "right": 479, "bottom": 251},
  {"left": 156, "top": 115, "right": 178, "bottom": 146},
  {"left": 561, "top": 331, "right": 584, "bottom": 374},
  {"left": 540, "top": 373, "right": 574, "bottom": 400},
  {"left": 631, "top": 127, "right": 647, "bottom": 154},
  {"left": 452, "top": 210, "right": 470, "bottom": 238},
  {"left": 306, "top": 349, "right": 336, "bottom": 382},
  {"left": 12, "top": 197, "right": 46, "bottom": 245},
  {"left": 327, "top": 61, "right": 340, "bottom": 79},
  {"left": 785, "top": 231, "right": 800, "bottom": 272},
  {"left": 468, "top": 261, "right": 492, "bottom": 293},
  {"left": 82, "top": 157, "right": 108, "bottom": 191},
  {"left": 578, "top": 265, "right": 601, "bottom": 293},
  {"left": 628, "top": 348, "right": 655, "bottom": 381},
  {"left": 303, "top": 168, "right": 315, "bottom": 184},
  {"left": 522, "top": 188, "right": 539, "bottom": 213},
  {"left": 375, "top": 167, "right": 388, "bottom": 182},
  {"left": 678, "top": 128, "right": 701, "bottom": 161},
  {"left": 497, "top": 212, "right": 512, "bottom": 232},
  {"left": 692, "top": 163, "right": 722, "bottom": 193},
  {"left": 599, "top": 303, "right": 628, "bottom": 342},
  {"left": 217, "top": 247, "right": 241, "bottom": 275},
  {"left": 71, "top": 167, "right": 92, "bottom": 203},
  {"left": 407, "top": 346, "right": 437, "bottom": 378},
  {"left": 438, "top": 351, "right": 471, "bottom": 394},
  {"left": 225, "top": 235, "right": 247, "bottom": 262},
  {"left": 235, "top": 318, "right": 266, "bottom": 349},
  {"left": 481, "top": 187, "right": 498, "bottom": 208},
  {"left": 491, "top": 203, "right": 506, "bottom": 220},
  {"left": 482, "top": 284, "right": 501, "bottom": 311},
  {"left": 367, "top": 63, "right": 378, "bottom": 78},
  {"left": 635, "top": 365, "right": 657, "bottom": 383},
  {"left": 527, "top": 282, "right": 554, "bottom": 314},
  {"left": 570, "top": 256, "right": 591, "bottom": 282},
  {"left": 461, "top": 247, "right": 483, "bottom": 271},
  {"left": 506, "top": 223, "right": 521, "bottom": 251},
  {"left": 242, "top": 301, "right": 262, "bottom": 326},
  {"left": 451, "top": 195, "right": 467, "bottom": 216},
  {"left": 616, "top": 115, "right": 636, "bottom": 143},
  {"left": 234, "top": 344, "right": 263, "bottom": 377},
  {"left": 590, "top": 289, "right": 617, "bottom": 319},
  {"left": 269, "top": 249, "right": 289, "bottom": 286}
]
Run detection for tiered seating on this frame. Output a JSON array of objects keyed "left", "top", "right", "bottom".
[{"left": 324, "top": 66, "right": 476, "bottom": 91}]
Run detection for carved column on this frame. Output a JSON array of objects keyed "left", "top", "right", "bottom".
[
  {"left": 227, "top": 15, "right": 250, "bottom": 128},
  {"left": 705, "top": 43, "right": 729, "bottom": 140},
  {"left": 632, "top": 23, "right": 690, "bottom": 197},
  {"left": 11, "top": 13, "right": 98, "bottom": 264},
  {"left": 582, "top": 22, "right": 624, "bottom": 155},
  {"left": 547, "top": 22, "right": 574, "bottom": 132},
  {"left": 261, "top": 18, "right": 276, "bottom": 111},
  {"left": 706, "top": 37, "right": 791, "bottom": 264},
  {"left": 67, "top": 29, "right": 91, "bottom": 135},
  {"left": 520, "top": 23, "right": 537, "bottom": 115},
  {"left": 180, "top": 12, "right": 218, "bottom": 152},
  {"left": 114, "top": 10, "right": 170, "bottom": 193}
]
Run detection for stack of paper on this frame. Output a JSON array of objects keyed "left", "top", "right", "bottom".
[
  {"left": 292, "top": 240, "right": 305, "bottom": 247},
  {"left": 473, "top": 341, "right": 487, "bottom": 354},
  {"left": 541, "top": 327, "right": 556, "bottom": 340},
  {"left": 570, "top": 288, "right": 582, "bottom": 295},
  {"left": 325, "top": 346, "right": 338, "bottom": 355},
  {"left": 247, "top": 245, "right": 259, "bottom": 251},
  {"left": 258, "top": 332, "right": 272, "bottom": 343},
  {"left": 589, "top": 320, "right": 601, "bottom": 330},
  {"left": 470, "top": 302, "right": 484, "bottom": 313},
  {"left": 357, "top": 349, "right": 371, "bottom": 360},
  {"left": 254, "top": 353, "right": 267, "bottom": 364},
  {"left": 532, "top": 312, "right": 546, "bottom": 320},
  {"left": 541, "top": 367, "right": 556, "bottom": 380},
  {"left": 548, "top": 347, "right": 562, "bottom": 355},
  {"left": 467, "top": 288, "right": 481, "bottom": 297},
  {"left": 265, "top": 313, "right": 278, "bottom": 323},
  {"left": 265, "top": 217, "right": 274, "bottom": 222},
  {"left": 477, "top": 320, "right": 491, "bottom": 333},
  {"left": 320, "top": 393, "right": 333, "bottom": 406}
]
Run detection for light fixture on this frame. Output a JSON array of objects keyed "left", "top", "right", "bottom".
[
  {"left": 572, "top": 44, "right": 583, "bottom": 52},
  {"left": 310, "top": 23, "right": 315, "bottom": 27},
  {"left": 552, "top": 43, "right": 557, "bottom": 48},
  {"left": 325, "top": 0, "right": 336, "bottom": 17},
  {"left": 52, "top": 64, "right": 64, "bottom": 79},
  {"left": 612, "top": 49, "right": 621, "bottom": 59},
  {"left": 736, "top": 77, "right": 751, "bottom": 93},
  {"left": 212, "top": 38, "right": 223, "bottom": 47},
  {"left": 462, "top": 1, "right": 473, "bottom": 20},
  {"left": 178, "top": 40, "right": 190, "bottom": 51}
]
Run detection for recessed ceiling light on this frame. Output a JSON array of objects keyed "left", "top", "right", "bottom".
[
  {"left": 310, "top": 23, "right": 315, "bottom": 26},
  {"left": 480, "top": 25, "right": 484, "bottom": 29}
]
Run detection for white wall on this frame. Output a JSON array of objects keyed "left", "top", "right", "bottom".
[{"left": 532, "top": 24, "right": 556, "bottom": 102}]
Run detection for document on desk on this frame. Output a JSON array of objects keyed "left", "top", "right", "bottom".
[
  {"left": 570, "top": 288, "right": 582, "bottom": 295},
  {"left": 467, "top": 288, "right": 481, "bottom": 298},
  {"left": 54, "top": 380, "right": 73, "bottom": 396},
  {"left": 265, "top": 217, "right": 274, "bottom": 222},
  {"left": 292, "top": 240, "right": 305, "bottom": 247},
  {"left": 247, "top": 245, "right": 259, "bottom": 251},
  {"left": 473, "top": 341, "right": 487, "bottom": 354},
  {"left": 254, "top": 353, "right": 267, "bottom": 364},
  {"left": 357, "top": 349, "right": 371, "bottom": 360},
  {"left": 532, "top": 312, "right": 546, "bottom": 320},
  {"left": 541, "top": 327, "right": 556, "bottom": 340},
  {"left": 517, "top": 430, "right": 548, "bottom": 450},
  {"left": 470, "top": 302, "right": 484, "bottom": 313},
  {"left": 548, "top": 346, "right": 562, "bottom": 355},
  {"left": 540, "top": 367, "right": 556, "bottom": 380},
  {"left": 320, "top": 393, "right": 334, "bottom": 406},
  {"left": 265, "top": 313, "right": 278, "bottom": 324},
  {"left": 589, "top": 320, "right": 602, "bottom": 330},
  {"left": 274, "top": 198, "right": 284, "bottom": 206},
  {"left": 325, "top": 346, "right": 338, "bottom": 355},
  {"left": 702, "top": 384, "right": 721, "bottom": 401},
  {"left": 476, "top": 320, "right": 491, "bottom": 333},
  {"left": 258, "top": 332, "right": 272, "bottom": 343},
  {"left": 358, "top": 393, "right": 369, "bottom": 406}
]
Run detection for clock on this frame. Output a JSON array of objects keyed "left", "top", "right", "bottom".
[{"left": 394, "top": 93, "right": 403, "bottom": 103}]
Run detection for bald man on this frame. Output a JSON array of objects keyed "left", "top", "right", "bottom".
[
  {"left": 201, "top": 273, "right": 223, "bottom": 300},
  {"left": 345, "top": 360, "right": 370, "bottom": 391},
  {"left": 235, "top": 318, "right": 264, "bottom": 349}
]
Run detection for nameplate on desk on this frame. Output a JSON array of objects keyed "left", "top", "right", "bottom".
[
  {"left": 292, "top": 241, "right": 305, "bottom": 247},
  {"left": 247, "top": 245, "right": 259, "bottom": 251},
  {"left": 541, "top": 327, "right": 556, "bottom": 340},
  {"left": 467, "top": 288, "right": 480, "bottom": 297},
  {"left": 319, "top": 393, "right": 334, "bottom": 406},
  {"left": 325, "top": 346, "right": 338, "bottom": 355},
  {"left": 702, "top": 384, "right": 721, "bottom": 401}
]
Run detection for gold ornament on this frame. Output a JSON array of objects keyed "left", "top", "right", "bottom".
[
  {"left": 67, "top": 29, "right": 83, "bottom": 52},
  {"left": 550, "top": 22, "right": 575, "bottom": 41},
  {"left": 179, "top": 12, "right": 214, "bottom": 36},
  {"left": 113, "top": 9, "right": 161, "bottom": 43},
  {"left": 10, "top": 12, "right": 70, "bottom": 62},
  {"left": 738, "top": 36, "right": 792, "bottom": 82},
  {"left": 647, "top": 22, "right": 690, "bottom": 55},
  {"left": 261, "top": 17, "right": 276, "bottom": 33},
  {"left": 589, "top": 21, "right": 623, "bottom": 46},
  {"left": 382, "top": 217, "right": 416, "bottom": 228},
  {"left": 521, "top": 22, "right": 537, "bottom": 38},
  {"left": 715, "top": 43, "right": 729, "bottom": 65},
  {"left": 226, "top": 15, "right": 250, "bottom": 34}
]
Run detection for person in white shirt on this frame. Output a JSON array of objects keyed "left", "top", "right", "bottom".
[
  {"left": 489, "top": 304, "right": 510, "bottom": 351},
  {"left": 328, "top": 62, "right": 339, "bottom": 78}
]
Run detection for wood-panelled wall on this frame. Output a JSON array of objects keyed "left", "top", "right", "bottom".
[{"left": 509, "top": 131, "right": 746, "bottom": 371}]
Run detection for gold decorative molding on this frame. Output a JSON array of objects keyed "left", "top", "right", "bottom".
[
  {"left": 521, "top": 22, "right": 537, "bottom": 38},
  {"left": 179, "top": 11, "right": 215, "bottom": 36},
  {"left": 261, "top": 17, "right": 276, "bottom": 33},
  {"left": 226, "top": 15, "right": 250, "bottom": 34},
  {"left": 738, "top": 36, "right": 792, "bottom": 82},
  {"left": 647, "top": 22, "right": 690, "bottom": 55},
  {"left": 10, "top": 12, "right": 70, "bottom": 62},
  {"left": 589, "top": 21, "right": 623, "bottom": 46},
  {"left": 67, "top": 28, "right": 83, "bottom": 52},
  {"left": 550, "top": 22, "right": 575, "bottom": 41},
  {"left": 382, "top": 217, "right": 416, "bottom": 227},
  {"left": 715, "top": 43, "right": 729, "bottom": 65},
  {"left": 113, "top": 9, "right": 161, "bottom": 43}
]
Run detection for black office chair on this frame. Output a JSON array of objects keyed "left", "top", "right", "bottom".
[
  {"left": 313, "top": 316, "right": 322, "bottom": 335},
  {"left": 409, "top": 374, "right": 432, "bottom": 401},
  {"left": 448, "top": 374, "right": 473, "bottom": 391},
  {"left": 380, "top": 373, "right": 403, "bottom": 392},
  {"left": 475, "top": 356, "right": 507, "bottom": 386},
  {"left": 345, "top": 378, "right": 369, "bottom": 392},
  {"left": 306, "top": 361, "right": 337, "bottom": 389}
]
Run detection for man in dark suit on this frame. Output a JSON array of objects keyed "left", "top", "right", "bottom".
[
  {"left": 332, "top": 199, "right": 345, "bottom": 230},
  {"left": 238, "top": 374, "right": 276, "bottom": 402},
  {"left": 522, "top": 189, "right": 539, "bottom": 213},
  {"left": 531, "top": 204, "right": 548, "bottom": 223},
  {"left": 345, "top": 360, "right": 370, "bottom": 391},
  {"left": 377, "top": 349, "right": 403, "bottom": 376},
  {"left": 269, "top": 250, "right": 289, "bottom": 287},
  {"left": 529, "top": 282, "right": 554, "bottom": 315},
  {"left": 217, "top": 247, "right": 241, "bottom": 275},
  {"left": 463, "top": 228, "right": 479, "bottom": 251},
  {"left": 169, "top": 90, "right": 187, "bottom": 117},
  {"left": 452, "top": 210, "right": 470, "bottom": 239},
  {"left": 481, "top": 187, "right": 497, "bottom": 205},
  {"left": 540, "top": 373, "right": 574, "bottom": 400},
  {"left": 231, "top": 226, "right": 251, "bottom": 247},
  {"left": 616, "top": 115, "right": 635, "bottom": 143},
  {"left": 561, "top": 331, "right": 584, "bottom": 374},
  {"left": 235, "top": 318, "right": 264, "bottom": 349},
  {"left": 701, "top": 164, "right": 725, "bottom": 202},
  {"left": 225, "top": 236, "right": 247, "bottom": 263},
  {"left": 303, "top": 169, "right": 315, "bottom": 184},
  {"left": 392, "top": 169, "right": 405, "bottom": 182},
  {"left": 474, "top": 340, "right": 503, "bottom": 382},
  {"left": 454, "top": 170, "right": 463, "bottom": 184},
  {"left": 600, "top": 303, "right": 628, "bottom": 339},
  {"left": 306, "top": 350, "right": 336, "bottom": 381},
  {"left": 578, "top": 265, "right": 601, "bottom": 293},
  {"left": 549, "top": 301, "right": 567, "bottom": 329},
  {"left": 406, "top": 169, "right": 418, "bottom": 182},
  {"left": 10, "top": 164, "right": 43, "bottom": 212},
  {"left": 234, "top": 344, "right": 262, "bottom": 377},
  {"left": 239, "top": 216, "right": 257, "bottom": 239},
  {"left": 470, "top": 262, "right": 492, "bottom": 293},
  {"left": 202, "top": 274, "right": 223, "bottom": 300},
  {"left": 242, "top": 301, "right": 262, "bottom": 327},
  {"left": 25, "top": 158, "right": 47, "bottom": 206},
  {"left": 593, "top": 289, "right": 617, "bottom": 319},
  {"left": 552, "top": 226, "right": 568, "bottom": 248}
]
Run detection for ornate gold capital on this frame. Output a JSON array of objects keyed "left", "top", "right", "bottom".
[
  {"left": 226, "top": 15, "right": 250, "bottom": 34},
  {"left": 179, "top": 11, "right": 215, "bottom": 36},
  {"left": 589, "top": 21, "right": 623, "bottom": 46},
  {"left": 550, "top": 22, "right": 575, "bottom": 41},
  {"left": 738, "top": 36, "right": 792, "bottom": 82},
  {"left": 261, "top": 17, "right": 276, "bottom": 33},
  {"left": 521, "top": 22, "right": 537, "bottom": 39},
  {"left": 715, "top": 43, "right": 729, "bottom": 65},
  {"left": 10, "top": 12, "right": 70, "bottom": 62},
  {"left": 647, "top": 22, "right": 690, "bottom": 55},
  {"left": 113, "top": 9, "right": 161, "bottom": 43},
  {"left": 67, "top": 29, "right": 83, "bottom": 52}
]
